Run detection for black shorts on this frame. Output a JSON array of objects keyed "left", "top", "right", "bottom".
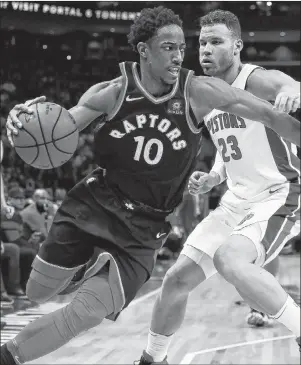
[{"left": 38, "top": 168, "right": 172, "bottom": 316}]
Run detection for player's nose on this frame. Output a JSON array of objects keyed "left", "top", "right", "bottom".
[
  {"left": 172, "top": 49, "right": 183, "bottom": 64},
  {"left": 203, "top": 43, "right": 213, "bottom": 54}
]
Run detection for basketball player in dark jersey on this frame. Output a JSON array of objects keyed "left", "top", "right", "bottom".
[{"left": 2, "top": 6, "right": 301, "bottom": 365}]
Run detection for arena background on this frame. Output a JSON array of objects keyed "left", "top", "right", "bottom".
[{"left": 0, "top": 2, "right": 300, "bottom": 364}]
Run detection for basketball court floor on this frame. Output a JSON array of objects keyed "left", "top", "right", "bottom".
[{"left": 1, "top": 255, "right": 300, "bottom": 364}]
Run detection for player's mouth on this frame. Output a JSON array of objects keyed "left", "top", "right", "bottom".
[
  {"left": 168, "top": 66, "right": 181, "bottom": 77},
  {"left": 201, "top": 59, "right": 214, "bottom": 66}
]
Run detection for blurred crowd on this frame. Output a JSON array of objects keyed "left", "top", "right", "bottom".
[{"left": 0, "top": 186, "right": 66, "bottom": 307}]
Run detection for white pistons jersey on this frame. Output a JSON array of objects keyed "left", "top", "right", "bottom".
[{"left": 204, "top": 64, "right": 300, "bottom": 200}]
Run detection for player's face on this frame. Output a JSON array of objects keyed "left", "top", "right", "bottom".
[
  {"left": 199, "top": 24, "right": 237, "bottom": 76},
  {"left": 147, "top": 25, "right": 186, "bottom": 85}
]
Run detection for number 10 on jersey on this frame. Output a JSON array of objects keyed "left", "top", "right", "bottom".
[{"left": 134, "top": 136, "right": 164, "bottom": 165}]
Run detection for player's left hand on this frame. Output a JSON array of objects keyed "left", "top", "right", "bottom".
[
  {"left": 274, "top": 92, "right": 300, "bottom": 113},
  {"left": 188, "top": 171, "right": 217, "bottom": 195}
]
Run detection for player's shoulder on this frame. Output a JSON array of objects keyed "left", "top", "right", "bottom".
[
  {"left": 91, "top": 76, "right": 124, "bottom": 94},
  {"left": 246, "top": 66, "right": 287, "bottom": 89},
  {"left": 246, "top": 66, "right": 286, "bottom": 98},
  {"left": 107, "top": 76, "right": 125, "bottom": 89},
  {"left": 246, "top": 67, "right": 268, "bottom": 86},
  {"left": 78, "top": 76, "right": 125, "bottom": 106}
]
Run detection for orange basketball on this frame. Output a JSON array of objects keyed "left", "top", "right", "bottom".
[{"left": 12, "top": 102, "right": 79, "bottom": 169}]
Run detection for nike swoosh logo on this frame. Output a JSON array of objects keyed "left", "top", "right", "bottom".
[
  {"left": 269, "top": 187, "right": 283, "bottom": 194},
  {"left": 126, "top": 95, "right": 144, "bottom": 102},
  {"left": 156, "top": 232, "right": 166, "bottom": 239}
]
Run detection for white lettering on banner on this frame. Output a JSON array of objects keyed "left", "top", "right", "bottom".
[
  {"left": 0, "top": 2, "right": 9, "bottom": 10},
  {"left": 85, "top": 9, "right": 93, "bottom": 18},
  {"left": 10, "top": 1, "right": 40, "bottom": 12},
  {"left": 1, "top": 1, "right": 140, "bottom": 20}
]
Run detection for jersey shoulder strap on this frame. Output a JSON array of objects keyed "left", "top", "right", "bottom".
[
  {"left": 231, "top": 64, "right": 262, "bottom": 89},
  {"left": 121, "top": 61, "right": 139, "bottom": 93},
  {"left": 107, "top": 62, "right": 129, "bottom": 120}
]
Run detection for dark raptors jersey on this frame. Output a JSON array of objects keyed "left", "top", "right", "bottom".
[{"left": 93, "top": 62, "right": 202, "bottom": 211}]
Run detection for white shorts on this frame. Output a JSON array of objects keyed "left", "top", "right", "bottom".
[{"left": 182, "top": 184, "right": 300, "bottom": 278}]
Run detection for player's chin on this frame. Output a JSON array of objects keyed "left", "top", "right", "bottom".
[
  {"left": 163, "top": 73, "right": 179, "bottom": 84},
  {"left": 201, "top": 64, "right": 216, "bottom": 76}
]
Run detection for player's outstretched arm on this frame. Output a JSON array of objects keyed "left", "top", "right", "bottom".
[
  {"left": 6, "top": 77, "right": 124, "bottom": 143},
  {"left": 247, "top": 69, "right": 300, "bottom": 113},
  {"left": 190, "top": 76, "right": 300, "bottom": 147}
]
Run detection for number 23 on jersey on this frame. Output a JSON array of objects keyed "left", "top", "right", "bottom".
[{"left": 218, "top": 135, "right": 242, "bottom": 162}]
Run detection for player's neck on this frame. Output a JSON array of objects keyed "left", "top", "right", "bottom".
[
  {"left": 139, "top": 62, "right": 171, "bottom": 97},
  {"left": 219, "top": 61, "right": 243, "bottom": 85}
]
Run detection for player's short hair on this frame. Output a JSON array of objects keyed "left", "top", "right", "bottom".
[
  {"left": 200, "top": 10, "right": 241, "bottom": 39},
  {"left": 127, "top": 6, "right": 183, "bottom": 52}
]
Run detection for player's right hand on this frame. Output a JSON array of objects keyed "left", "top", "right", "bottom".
[
  {"left": 188, "top": 171, "right": 217, "bottom": 195},
  {"left": 6, "top": 96, "right": 46, "bottom": 146}
]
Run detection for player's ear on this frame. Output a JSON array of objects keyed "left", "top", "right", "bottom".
[
  {"left": 234, "top": 39, "right": 243, "bottom": 55},
  {"left": 137, "top": 42, "right": 149, "bottom": 59}
]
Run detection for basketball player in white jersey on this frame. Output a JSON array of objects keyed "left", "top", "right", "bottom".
[{"left": 136, "top": 10, "right": 300, "bottom": 364}]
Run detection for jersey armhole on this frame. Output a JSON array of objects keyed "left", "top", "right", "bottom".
[
  {"left": 244, "top": 65, "right": 264, "bottom": 91},
  {"left": 184, "top": 72, "right": 203, "bottom": 134},
  {"left": 107, "top": 62, "right": 128, "bottom": 121}
]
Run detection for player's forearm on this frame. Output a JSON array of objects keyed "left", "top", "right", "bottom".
[
  {"left": 68, "top": 105, "right": 99, "bottom": 132},
  {"left": 210, "top": 152, "right": 226, "bottom": 185}
]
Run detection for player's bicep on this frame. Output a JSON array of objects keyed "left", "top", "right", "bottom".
[
  {"left": 70, "top": 84, "right": 120, "bottom": 131},
  {"left": 247, "top": 69, "right": 299, "bottom": 101},
  {"left": 77, "top": 77, "right": 122, "bottom": 106}
]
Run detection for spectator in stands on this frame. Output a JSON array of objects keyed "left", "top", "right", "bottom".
[
  {"left": 54, "top": 188, "right": 67, "bottom": 208},
  {"left": 1, "top": 241, "right": 25, "bottom": 299},
  {"left": 1, "top": 187, "right": 38, "bottom": 288},
  {"left": 21, "top": 189, "right": 53, "bottom": 241}
]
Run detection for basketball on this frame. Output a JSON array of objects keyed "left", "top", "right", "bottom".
[{"left": 12, "top": 102, "right": 79, "bottom": 169}]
